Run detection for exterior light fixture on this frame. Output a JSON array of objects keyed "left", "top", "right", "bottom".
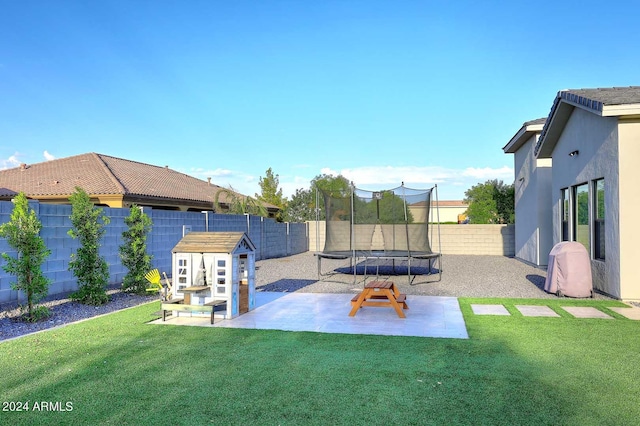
[{"left": 569, "top": 150, "right": 579, "bottom": 157}]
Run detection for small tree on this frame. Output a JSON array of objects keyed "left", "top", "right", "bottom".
[
  {"left": 464, "top": 180, "right": 514, "bottom": 224},
  {"left": 281, "top": 174, "right": 352, "bottom": 222},
  {"left": 119, "top": 205, "right": 153, "bottom": 294},
  {"left": 68, "top": 187, "right": 110, "bottom": 305},
  {"left": 257, "top": 167, "right": 287, "bottom": 221},
  {"left": 282, "top": 187, "right": 315, "bottom": 222},
  {"left": 0, "top": 193, "right": 51, "bottom": 321}
]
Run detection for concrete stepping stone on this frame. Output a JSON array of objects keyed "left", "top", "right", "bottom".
[
  {"left": 471, "top": 304, "right": 510, "bottom": 315},
  {"left": 562, "top": 306, "right": 613, "bottom": 319},
  {"left": 609, "top": 306, "right": 640, "bottom": 320},
  {"left": 516, "top": 305, "right": 560, "bottom": 317}
]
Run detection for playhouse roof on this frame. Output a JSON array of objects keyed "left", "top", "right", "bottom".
[{"left": 172, "top": 232, "right": 256, "bottom": 254}]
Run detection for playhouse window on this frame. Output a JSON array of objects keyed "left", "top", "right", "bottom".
[
  {"left": 217, "top": 278, "right": 226, "bottom": 294},
  {"left": 594, "top": 179, "right": 605, "bottom": 260},
  {"left": 178, "top": 258, "right": 188, "bottom": 284}
]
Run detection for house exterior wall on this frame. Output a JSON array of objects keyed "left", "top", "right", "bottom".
[
  {"left": 617, "top": 118, "right": 640, "bottom": 300},
  {"left": 513, "top": 135, "right": 553, "bottom": 266},
  {"left": 549, "top": 107, "right": 620, "bottom": 297},
  {"left": 436, "top": 205, "right": 469, "bottom": 223}
]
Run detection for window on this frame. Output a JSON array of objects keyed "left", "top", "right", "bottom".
[
  {"left": 216, "top": 258, "right": 227, "bottom": 294},
  {"left": 594, "top": 179, "right": 605, "bottom": 260},
  {"left": 561, "top": 188, "right": 569, "bottom": 241},
  {"left": 178, "top": 258, "right": 188, "bottom": 285},
  {"left": 573, "top": 183, "right": 590, "bottom": 253}
]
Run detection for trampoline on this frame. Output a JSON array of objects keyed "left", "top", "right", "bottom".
[{"left": 315, "top": 183, "right": 442, "bottom": 285}]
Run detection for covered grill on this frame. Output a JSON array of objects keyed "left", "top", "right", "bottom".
[{"left": 544, "top": 242, "right": 593, "bottom": 298}]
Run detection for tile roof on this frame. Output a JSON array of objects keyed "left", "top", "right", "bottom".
[
  {"left": 0, "top": 152, "right": 237, "bottom": 205},
  {"left": 535, "top": 86, "right": 640, "bottom": 157},
  {"left": 558, "top": 86, "right": 640, "bottom": 112},
  {"left": 523, "top": 117, "right": 547, "bottom": 126}
]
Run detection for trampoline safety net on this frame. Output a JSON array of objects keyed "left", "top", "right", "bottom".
[{"left": 321, "top": 184, "right": 437, "bottom": 258}]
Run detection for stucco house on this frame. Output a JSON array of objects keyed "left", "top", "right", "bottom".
[
  {"left": 0, "top": 152, "right": 279, "bottom": 216},
  {"left": 503, "top": 118, "right": 552, "bottom": 266},
  {"left": 407, "top": 200, "right": 468, "bottom": 224},
  {"left": 511, "top": 86, "right": 640, "bottom": 300}
]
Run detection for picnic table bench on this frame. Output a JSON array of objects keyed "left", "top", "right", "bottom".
[
  {"left": 161, "top": 297, "right": 226, "bottom": 324},
  {"left": 349, "top": 281, "right": 408, "bottom": 318}
]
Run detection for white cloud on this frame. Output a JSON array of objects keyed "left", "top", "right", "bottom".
[
  {"left": 188, "top": 167, "right": 234, "bottom": 178},
  {"left": 184, "top": 164, "right": 514, "bottom": 202},
  {"left": 319, "top": 167, "right": 337, "bottom": 176},
  {"left": 43, "top": 150, "right": 56, "bottom": 161},
  {"left": 314, "top": 165, "right": 514, "bottom": 200},
  {"left": 462, "top": 166, "right": 513, "bottom": 180},
  {"left": 0, "top": 153, "right": 21, "bottom": 170}
]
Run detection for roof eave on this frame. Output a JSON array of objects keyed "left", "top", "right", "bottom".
[
  {"left": 601, "top": 103, "right": 640, "bottom": 116},
  {"left": 503, "top": 122, "right": 545, "bottom": 153},
  {"left": 536, "top": 99, "right": 640, "bottom": 159},
  {"left": 536, "top": 101, "right": 575, "bottom": 158}
]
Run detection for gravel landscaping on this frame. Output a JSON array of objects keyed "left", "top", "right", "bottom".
[
  {"left": 0, "top": 288, "right": 157, "bottom": 341},
  {"left": 1, "top": 251, "right": 616, "bottom": 341}
]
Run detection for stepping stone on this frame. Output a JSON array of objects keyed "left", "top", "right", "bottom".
[
  {"left": 609, "top": 306, "right": 640, "bottom": 320},
  {"left": 471, "top": 304, "right": 510, "bottom": 316},
  {"left": 516, "top": 305, "right": 560, "bottom": 317},
  {"left": 562, "top": 306, "right": 613, "bottom": 319}
]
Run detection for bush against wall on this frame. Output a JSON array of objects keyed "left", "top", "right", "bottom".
[
  {"left": 464, "top": 180, "right": 514, "bottom": 224},
  {"left": 0, "top": 199, "right": 309, "bottom": 304},
  {"left": 68, "top": 187, "right": 110, "bottom": 305},
  {"left": 119, "top": 205, "right": 153, "bottom": 294},
  {"left": 0, "top": 193, "right": 52, "bottom": 321}
]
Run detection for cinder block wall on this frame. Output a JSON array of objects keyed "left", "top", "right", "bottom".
[
  {"left": 307, "top": 221, "right": 515, "bottom": 256},
  {"left": 0, "top": 201, "right": 308, "bottom": 304}
]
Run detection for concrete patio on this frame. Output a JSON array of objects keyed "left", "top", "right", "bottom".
[
  {"left": 150, "top": 291, "right": 469, "bottom": 339},
  {"left": 149, "top": 252, "right": 637, "bottom": 338}
]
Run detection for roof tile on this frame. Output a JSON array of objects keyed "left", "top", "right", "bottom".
[{"left": 0, "top": 152, "right": 238, "bottom": 204}]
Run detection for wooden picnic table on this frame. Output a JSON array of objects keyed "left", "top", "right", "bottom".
[{"left": 349, "top": 281, "right": 408, "bottom": 318}]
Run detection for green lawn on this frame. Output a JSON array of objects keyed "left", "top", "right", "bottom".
[{"left": 1, "top": 298, "right": 638, "bottom": 425}]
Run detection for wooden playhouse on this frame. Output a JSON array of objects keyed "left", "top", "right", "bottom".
[{"left": 162, "top": 232, "right": 256, "bottom": 322}]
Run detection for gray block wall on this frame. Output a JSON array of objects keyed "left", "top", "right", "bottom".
[{"left": 0, "top": 201, "right": 308, "bottom": 305}]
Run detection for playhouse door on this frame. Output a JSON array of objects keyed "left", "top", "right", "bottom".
[{"left": 238, "top": 254, "right": 249, "bottom": 314}]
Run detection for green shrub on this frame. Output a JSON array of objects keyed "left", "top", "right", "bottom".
[
  {"left": 18, "top": 304, "right": 51, "bottom": 322},
  {"left": 68, "top": 187, "right": 110, "bottom": 305},
  {"left": 119, "top": 205, "right": 153, "bottom": 294},
  {"left": 0, "top": 192, "right": 52, "bottom": 321}
]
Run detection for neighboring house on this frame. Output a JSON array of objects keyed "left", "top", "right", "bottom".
[
  {"left": 407, "top": 200, "right": 468, "bottom": 223},
  {"left": 433, "top": 200, "right": 469, "bottom": 223},
  {"left": 503, "top": 118, "right": 552, "bottom": 266},
  {"left": 0, "top": 152, "right": 279, "bottom": 216},
  {"left": 532, "top": 86, "right": 640, "bottom": 300}
]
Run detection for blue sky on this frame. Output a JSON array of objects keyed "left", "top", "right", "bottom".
[{"left": 2, "top": 1, "right": 639, "bottom": 201}]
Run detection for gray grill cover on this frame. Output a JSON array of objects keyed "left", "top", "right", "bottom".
[{"left": 544, "top": 242, "right": 593, "bottom": 297}]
